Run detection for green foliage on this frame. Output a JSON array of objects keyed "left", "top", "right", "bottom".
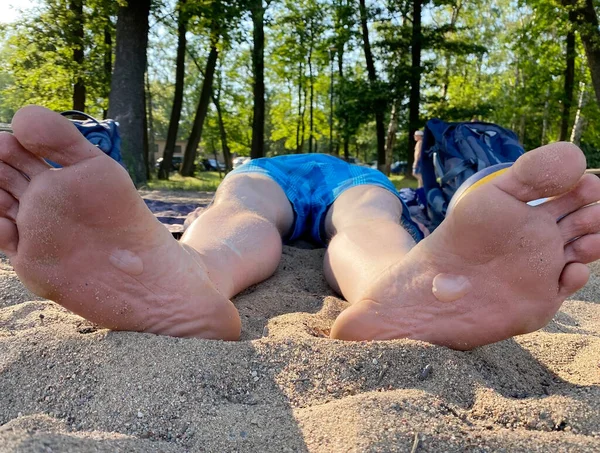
[
  {"left": 2, "top": 0, "right": 600, "bottom": 169},
  {"left": 422, "top": 0, "right": 598, "bottom": 154},
  {"left": 0, "top": 0, "right": 115, "bottom": 118},
  {"left": 266, "top": 0, "right": 332, "bottom": 154}
]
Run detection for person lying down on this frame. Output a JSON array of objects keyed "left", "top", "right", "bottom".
[{"left": 1, "top": 106, "right": 599, "bottom": 350}]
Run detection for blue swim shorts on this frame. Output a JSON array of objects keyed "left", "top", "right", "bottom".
[{"left": 227, "top": 154, "right": 424, "bottom": 246}]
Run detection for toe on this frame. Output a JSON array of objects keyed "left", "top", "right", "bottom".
[
  {"left": 494, "top": 142, "right": 586, "bottom": 202},
  {"left": 565, "top": 233, "right": 600, "bottom": 264},
  {"left": 0, "top": 161, "right": 30, "bottom": 199},
  {"left": 0, "top": 132, "right": 49, "bottom": 178},
  {"left": 0, "top": 189, "right": 18, "bottom": 221},
  {"left": 558, "top": 203, "right": 600, "bottom": 242},
  {"left": 0, "top": 217, "right": 18, "bottom": 256},
  {"left": 11, "top": 105, "right": 105, "bottom": 166},
  {"left": 541, "top": 174, "right": 600, "bottom": 220},
  {"left": 558, "top": 262, "right": 590, "bottom": 299}
]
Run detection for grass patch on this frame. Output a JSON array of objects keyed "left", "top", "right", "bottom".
[
  {"left": 144, "top": 171, "right": 418, "bottom": 193},
  {"left": 144, "top": 172, "right": 224, "bottom": 192},
  {"left": 389, "top": 174, "right": 418, "bottom": 190}
]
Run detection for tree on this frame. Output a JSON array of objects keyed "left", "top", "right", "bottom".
[
  {"left": 159, "top": 0, "right": 189, "bottom": 180},
  {"left": 102, "top": 16, "right": 113, "bottom": 118},
  {"left": 69, "top": 0, "right": 85, "bottom": 110},
  {"left": 333, "top": 0, "right": 356, "bottom": 160},
  {"left": 180, "top": 0, "right": 242, "bottom": 175},
  {"left": 250, "top": 0, "right": 266, "bottom": 159},
  {"left": 145, "top": 68, "right": 156, "bottom": 173},
  {"left": 564, "top": 0, "right": 600, "bottom": 107},
  {"left": 181, "top": 35, "right": 219, "bottom": 176},
  {"left": 268, "top": 0, "right": 330, "bottom": 155},
  {"left": 213, "top": 65, "right": 233, "bottom": 171},
  {"left": 570, "top": 80, "right": 588, "bottom": 145},
  {"left": 3, "top": 0, "right": 600, "bottom": 171},
  {"left": 560, "top": 15, "right": 576, "bottom": 141},
  {"left": 358, "top": 0, "right": 386, "bottom": 171},
  {"left": 0, "top": 0, "right": 115, "bottom": 117},
  {"left": 407, "top": 0, "right": 423, "bottom": 174},
  {"left": 108, "top": 0, "right": 152, "bottom": 186}
]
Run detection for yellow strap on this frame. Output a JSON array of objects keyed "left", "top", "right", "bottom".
[
  {"left": 453, "top": 167, "right": 509, "bottom": 207},
  {"left": 463, "top": 167, "right": 509, "bottom": 192}
]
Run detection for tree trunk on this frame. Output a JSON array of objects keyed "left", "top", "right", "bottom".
[
  {"left": 541, "top": 85, "right": 550, "bottom": 145},
  {"left": 213, "top": 91, "right": 232, "bottom": 172},
  {"left": 338, "top": 46, "right": 349, "bottom": 160},
  {"left": 108, "top": 0, "right": 151, "bottom": 186},
  {"left": 250, "top": 0, "right": 265, "bottom": 159},
  {"left": 519, "top": 114, "right": 526, "bottom": 143},
  {"left": 384, "top": 100, "right": 399, "bottom": 175},
  {"left": 566, "top": 0, "right": 600, "bottom": 107},
  {"left": 475, "top": 54, "right": 484, "bottom": 88},
  {"left": 560, "top": 27, "right": 576, "bottom": 141},
  {"left": 441, "top": 1, "right": 462, "bottom": 103},
  {"left": 407, "top": 0, "right": 423, "bottom": 175},
  {"left": 211, "top": 139, "right": 222, "bottom": 179},
  {"left": 145, "top": 69, "right": 156, "bottom": 174},
  {"left": 159, "top": 0, "right": 188, "bottom": 180},
  {"left": 334, "top": 0, "right": 350, "bottom": 160},
  {"left": 300, "top": 85, "right": 307, "bottom": 152},
  {"left": 103, "top": 23, "right": 112, "bottom": 119},
  {"left": 308, "top": 43, "right": 314, "bottom": 153},
  {"left": 143, "top": 87, "right": 150, "bottom": 181},
  {"left": 329, "top": 50, "right": 335, "bottom": 155},
  {"left": 358, "top": 0, "right": 386, "bottom": 170},
  {"left": 441, "top": 56, "right": 451, "bottom": 103},
  {"left": 70, "top": 0, "right": 86, "bottom": 111},
  {"left": 510, "top": 63, "right": 519, "bottom": 132},
  {"left": 296, "top": 61, "right": 303, "bottom": 153},
  {"left": 181, "top": 43, "right": 219, "bottom": 176},
  {"left": 570, "top": 82, "right": 588, "bottom": 145}
]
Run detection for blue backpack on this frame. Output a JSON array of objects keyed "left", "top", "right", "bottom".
[
  {"left": 419, "top": 119, "right": 524, "bottom": 228},
  {"left": 47, "top": 110, "right": 123, "bottom": 168}
]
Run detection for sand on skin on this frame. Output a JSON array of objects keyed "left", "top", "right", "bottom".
[{"left": 1, "top": 190, "right": 599, "bottom": 453}]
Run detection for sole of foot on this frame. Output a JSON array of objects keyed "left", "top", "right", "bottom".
[
  {"left": 0, "top": 105, "right": 240, "bottom": 340},
  {"left": 331, "top": 142, "right": 600, "bottom": 350}
]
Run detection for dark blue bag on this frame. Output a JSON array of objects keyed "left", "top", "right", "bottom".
[
  {"left": 47, "top": 110, "right": 123, "bottom": 167},
  {"left": 420, "top": 119, "right": 524, "bottom": 228}
]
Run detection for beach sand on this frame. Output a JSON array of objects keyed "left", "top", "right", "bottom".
[{"left": 1, "top": 190, "right": 599, "bottom": 452}]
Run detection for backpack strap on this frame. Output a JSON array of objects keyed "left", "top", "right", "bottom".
[{"left": 440, "top": 160, "right": 473, "bottom": 185}]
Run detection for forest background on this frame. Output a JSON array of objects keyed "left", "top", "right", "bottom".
[{"left": 1, "top": 0, "right": 600, "bottom": 187}]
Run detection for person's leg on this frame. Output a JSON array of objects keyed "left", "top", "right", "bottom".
[
  {"left": 0, "top": 105, "right": 293, "bottom": 340},
  {"left": 415, "top": 172, "right": 423, "bottom": 188},
  {"left": 327, "top": 142, "right": 600, "bottom": 349},
  {"left": 322, "top": 185, "right": 415, "bottom": 303},
  {"left": 181, "top": 173, "right": 294, "bottom": 299}
]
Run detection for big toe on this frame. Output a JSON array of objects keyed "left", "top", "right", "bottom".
[
  {"left": 559, "top": 262, "right": 590, "bottom": 299},
  {"left": 11, "top": 105, "right": 104, "bottom": 166},
  {"left": 494, "top": 142, "right": 586, "bottom": 202}
]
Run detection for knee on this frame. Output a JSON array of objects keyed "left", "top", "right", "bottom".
[
  {"left": 213, "top": 174, "right": 293, "bottom": 234},
  {"left": 326, "top": 185, "right": 403, "bottom": 235}
]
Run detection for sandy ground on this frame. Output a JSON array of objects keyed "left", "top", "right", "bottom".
[{"left": 1, "top": 190, "right": 600, "bottom": 452}]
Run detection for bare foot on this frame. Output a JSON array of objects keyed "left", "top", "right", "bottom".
[
  {"left": 331, "top": 143, "right": 600, "bottom": 349},
  {"left": 0, "top": 106, "right": 240, "bottom": 339}
]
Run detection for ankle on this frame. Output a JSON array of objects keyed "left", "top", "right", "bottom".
[{"left": 180, "top": 243, "right": 236, "bottom": 299}]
